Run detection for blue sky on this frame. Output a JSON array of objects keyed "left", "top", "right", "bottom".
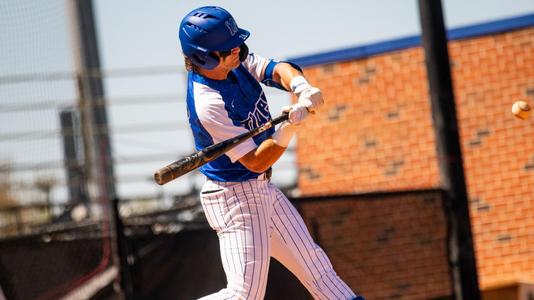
[{"left": 94, "top": 0, "right": 534, "bottom": 68}]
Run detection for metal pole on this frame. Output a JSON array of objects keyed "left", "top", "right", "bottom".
[
  {"left": 112, "top": 198, "right": 136, "bottom": 299},
  {"left": 67, "top": 0, "right": 123, "bottom": 297},
  {"left": 60, "top": 108, "right": 89, "bottom": 208},
  {"left": 417, "top": 1, "right": 481, "bottom": 299},
  {"left": 66, "top": 0, "right": 116, "bottom": 202}
]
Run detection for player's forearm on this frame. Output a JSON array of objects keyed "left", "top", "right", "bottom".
[
  {"left": 272, "top": 63, "right": 321, "bottom": 111},
  {"left": 238, "top": 139, "right": 287, "bottom": 173},
  {"left": 272, "top": 62, "right": 303, "bottom": 92}
]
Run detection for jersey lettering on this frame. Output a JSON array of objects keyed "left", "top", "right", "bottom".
[{"left": 240, "top": 92, "right": 270, "bottom": 129}]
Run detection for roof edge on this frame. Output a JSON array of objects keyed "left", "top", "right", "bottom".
[{"left": 287, "top": 13, "right": 534, "bottom": 67}]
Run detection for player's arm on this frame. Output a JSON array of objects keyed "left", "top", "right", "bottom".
[
  {"left": 238, "top": 138, "right": 287, "bottom": 173},
  {"left": 239, "top": 63, "right": 324, "bottom": 173},
  {"left": 245, "top": 54, "right": 323, "bottom": 112},
  {"left": 271, "top": 62, "right": 302, "bottom": 91},
  {"left": 238, "top": 58, "right": 322, "bottom": 173},
  {"left": 239, "top": 110, "right": 307, "bottom": 173}
]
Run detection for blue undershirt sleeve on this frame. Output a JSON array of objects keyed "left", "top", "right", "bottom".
[{"left": 261, "top": 61, "right": 303, "bottom": 92}]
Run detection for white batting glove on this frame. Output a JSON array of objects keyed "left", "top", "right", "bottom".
[
  {"left": 290, "top": 75, "right": 324, "bottom": 112},
  {"left": 284, "top": 103, "right": 310, "bottom": 125},
  {"left": 298, "top": 86, "right": 324, "bottom": 112}
]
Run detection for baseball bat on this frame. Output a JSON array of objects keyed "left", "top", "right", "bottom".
[{"left": 154, "top": 112, "right": 289, "bottom": 185}]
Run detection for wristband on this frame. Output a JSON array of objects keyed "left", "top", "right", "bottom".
[
  {"left": 271, "top": 121, "right": 297, "bottom": 148},
  {"left": 290, "top": 75, "right": 311, "bottom": 95}
]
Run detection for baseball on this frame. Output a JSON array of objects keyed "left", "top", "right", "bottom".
[{"left": 511, "top": 101, "right": 531, "bottom": 120}]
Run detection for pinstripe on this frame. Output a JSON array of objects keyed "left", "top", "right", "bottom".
[
  {"left": 201, "top": 182, "right": 239, "bottom": 299},
  {"left": 226, "top": 183, "right": 256, "bottom": 299},
  {"left": 249, "top": 181, "right": 270, "bottom": 298},
  {"left": 271, "top": 196, "right": 331, "bottom": 300},
  {"left": 243, "top": 181, "right": 270, "bottom": 300},
  {"left": 210, "top": 187, "right": 236, "bottom": 284},
  {"left": 284, "top": 192, "right": 353, "bottom": 299},
  {"left": 215, "top": 184, "right": 228, "bottom": 228},
  {"left": 275, "top": 189, "right": 354, "bottom": 299},
  {"left": 276, "top": 190, "right": 344, "bottom": 298},
  {"left": 221, "top": 189, "right": 239, "bottom": 300},
  {"left": 200, "top": 199, "right": 215, "bottom": 229},
  {"left": 232, "top": 187, "right": 247, "bottom": 278},
  {"left": 266, "top": 184, "right": 321, "bottom": 299},
  {"left": 267, "top": 184, "right": 326, "bottom": 299},
  {"left": 222, "top": 194, "right": 240, "bottom": 279},
  {"left": 207, "top": 182, "right": 225, "bottom": 229},
  {"left": 242, "top": 186, "right": 258, "bottom": 300},
  {"left": 199, "top": 178, "right": 356, "bottom": 300},
  {"left": 251, "top": 181, "right": 267, "bottom": 300},
  {"left": 267, "top": 184, "right": 290, "bottom": 246},
  {"left": 227, "top": 190, "right": 244, "bottom": 275},
  {"left": 247, "top": 182, "right": 261, "bottom": 300},
  {"left": 316, "top": 253, "right": 354, "bottom": 298},
  {"left": 279, "top": 191, "right": 347, "bottom": 298},
  {"left": 221, "top": 184, "right": 241, "bottom": 289},
  {"left": 200, "top": 183, "right": 230, "bottom": 300},
  {"left": 261, "top": 181, "right": 279, "bottom": 298},
  {"left": 200, "top": 181, "right": 217, "bottom": 229},
  {"left": 273, "top": 221, "right": 288, "bottom": 245}
]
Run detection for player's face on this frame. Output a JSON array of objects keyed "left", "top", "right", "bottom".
[{"left": 217, "top": 46, "right": 241, "bottom": 70}]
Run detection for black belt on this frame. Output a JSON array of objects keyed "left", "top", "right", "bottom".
[{"left": 258, "top": 168, "right": 272, "bottom": 180}]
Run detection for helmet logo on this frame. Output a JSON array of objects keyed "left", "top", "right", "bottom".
[{"left": 225, "top": 18, "right": 238, "bottom": 36}]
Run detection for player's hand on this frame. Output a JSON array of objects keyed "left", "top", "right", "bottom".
[
  {"left": 282, "top": 103, "right": 310, "bottom": 125},
  {"left": 298, "top": 86, "right": 324, "bottom": 113}
]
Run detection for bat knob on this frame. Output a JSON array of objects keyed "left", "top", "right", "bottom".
[{"left": 154, "top": 167, "right": 174, "bottom": 185}]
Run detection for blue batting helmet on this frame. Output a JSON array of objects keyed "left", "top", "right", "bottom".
[{"left": 179, "top": 6, "right": 250, "bottom": 70}]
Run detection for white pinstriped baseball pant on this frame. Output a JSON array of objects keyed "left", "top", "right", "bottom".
[{"left": 198, "top": 176, "right": 357, "bottom": 300}]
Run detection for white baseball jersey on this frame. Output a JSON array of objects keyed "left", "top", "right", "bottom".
[
  {"left": 186, "top": 53, "right": 361, "bottom": 300},
  {"left": 186, "top": 53, "right": 276, "bottom": 182}
]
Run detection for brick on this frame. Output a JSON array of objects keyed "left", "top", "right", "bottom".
[{"left": 296, "top": 27, "right": 534, "bottom": 291}]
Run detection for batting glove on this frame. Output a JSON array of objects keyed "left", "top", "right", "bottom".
[
  {"left": 284, "top": 103, "right": 310, "bottom": 125},
  {"left": 298, "top": 86, "right": 324, "bottom": 112},
  {"left": 290, "top": 75, "right": 324, "bottom": 112}
]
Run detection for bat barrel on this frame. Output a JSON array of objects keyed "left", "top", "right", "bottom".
[{"left": 154, "top": 154, "right": 200, "bottom": 185}]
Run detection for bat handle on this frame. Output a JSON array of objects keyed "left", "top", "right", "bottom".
[{"left": 271, "top": 111, "right": 289, "bottom": 126}]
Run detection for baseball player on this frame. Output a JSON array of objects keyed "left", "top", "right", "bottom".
[{"left": 179, "top": 6, "right": 364, "bottom": 300}]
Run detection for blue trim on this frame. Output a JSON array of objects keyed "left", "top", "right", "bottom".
[
  {"left": 261, "top": 60, "right": 287, "bottom": 91},
  {"left": 263, "top": 60, "right": 277, "bottom": 82},
  {"left": 261, "top": 60, "right": 304, "bottom": 91},
  {"left": 288, "top": 13, "right": 534, "bottom": 67}
]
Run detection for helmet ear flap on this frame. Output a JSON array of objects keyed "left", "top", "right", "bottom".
[
  {"left": 190, "top": 52, "right": 220, "bottom": 70},
  {"left": 208, "top": 52, "right": 221, "bottom": 64},
  {"left": 192, "top": 53, "right": 206, "bottom": 65},
  {"left": 239, "top": 43, "right": 249, "bottom": 62}
]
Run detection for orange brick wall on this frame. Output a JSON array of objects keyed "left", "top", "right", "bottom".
[
  {"left": 295, "top": 191, "right": 451, "bottom": 300},
  {"left": 297, "top": 47, "right": 439, "bottom": 195},
  {"left": 295, "top": 27, "right": 534, "bottom": 289}
]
